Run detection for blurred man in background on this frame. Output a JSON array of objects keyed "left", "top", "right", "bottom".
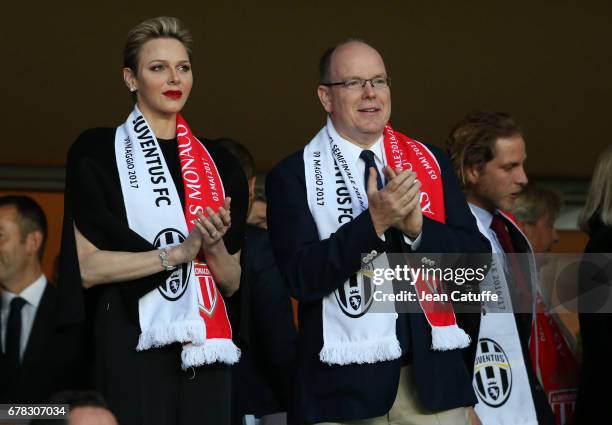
[
  {"left": 0, "top": 195, "right": 86, "bottom": 403},
  {"left": 31, "top": 390, "right": 118, "bottom": 425},
  {"left": 248, "top": 181, "right": 268, "bottom": 229},
  {"left": 512, "top": 185, "right": 578, "bottom": 425},
  {"left": 511, "top": 185, "right": 561, "bottom": 253},
  {"left": 215, "top": 138, "right": 297, "bottom": 425}
]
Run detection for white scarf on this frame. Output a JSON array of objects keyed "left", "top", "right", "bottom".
[
  {"left": 115, "top": 106, "right": 239, "bottom": 368},
  {"left": 470, "top": 206, "right": 538, "bottom": 425},
  {"left": 304, "top": 119, "right": 470, "bottom": 365}
]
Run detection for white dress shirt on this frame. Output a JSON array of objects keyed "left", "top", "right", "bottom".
[
  {"left": 1, "top": 274, "right": 47, "bottom": 361},
  {"left": 468, "top": 204, "right": 504, "bottom": 255},
  {"left": 332, "top": 129, "right": 422, "bottom": 249},
  {"left": 468, "top": 204, "right": 512, "bottom": 277}
]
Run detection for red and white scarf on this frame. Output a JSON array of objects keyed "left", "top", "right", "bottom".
[
  {"left": 304, "top": 118, "right": 469, "bottom": 365},
  {"left": 115, "top": 106, "right": 239, "bottom": 369},
  {"left": 498, "top": 214, "right": 578, "bottom": 425},
  {"left": 530, "top": 293, "right": 578, "bottom": 425}
]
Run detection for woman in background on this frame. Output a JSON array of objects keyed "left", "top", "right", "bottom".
[
  {"left": 59, "top": 16, "right": 248, "bottom": 425},
  {"left": 574, "top": 145, "right": 612, "bottom": 424}
]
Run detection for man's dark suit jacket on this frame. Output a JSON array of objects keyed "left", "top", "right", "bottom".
[
  {"left": 266, "top": 143, "right": 491, "bottom": 424},
  {"left": 228, "top": 224, "right": 298, "bottom": 424},
  {"left": 500, "top": 215, "right": 561, "bottom": 425},
  {"left": 0, "top": 282, "right": 88, "bottom": 403}
]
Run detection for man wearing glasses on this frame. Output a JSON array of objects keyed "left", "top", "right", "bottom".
[{"left": 266, "top": 40, "right": 489, "bottom": 425}]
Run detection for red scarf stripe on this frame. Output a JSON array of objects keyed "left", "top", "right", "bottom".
[
  {"left": 382, "top": 124, "right": 457, "bottom": 328},
  {"left": 176, "top": 114, "right": 233, "bottom": 340}
]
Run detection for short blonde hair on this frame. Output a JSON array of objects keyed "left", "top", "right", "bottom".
[
  {"left": 579, "top": 145, "right": 612, "bottom": 233},
  {"left": 123, "top": 16, "right": 193, "bottom": 73}
]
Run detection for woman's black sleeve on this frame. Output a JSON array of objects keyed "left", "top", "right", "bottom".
[{"left": 58, "top": 130, "right": 173, "bottom": 313}]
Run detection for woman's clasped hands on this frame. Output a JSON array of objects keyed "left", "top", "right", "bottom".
[{"left": 175, "top": 197, "right": 232, "bottom": 264}]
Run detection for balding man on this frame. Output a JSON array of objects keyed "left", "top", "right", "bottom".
[{"left": 266, "top": 40, "right": 490, "bottom": 424}]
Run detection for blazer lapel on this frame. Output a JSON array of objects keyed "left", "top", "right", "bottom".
[
  {"left": 0, "top": 299, "right": 6, "bottom": 366},
  {"left": 21, "top": 283, "right": 56, "bottom": 368}
]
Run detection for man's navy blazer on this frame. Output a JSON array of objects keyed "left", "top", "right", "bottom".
[{"left": 266, "top": 142, "right": 491, "bottom": 424}]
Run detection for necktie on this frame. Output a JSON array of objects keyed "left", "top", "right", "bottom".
[
  {"left": 360, "top": 150, "right": 383, "bottom": 194},
  {"left": 490, "top": 214, "right": 515, "bottom": 254},
  {"left": 490, "top": 214, "right": 531, "bottom": 311},
  {"left": 5, "top": 297, "right": 26, "bottom": 367}
]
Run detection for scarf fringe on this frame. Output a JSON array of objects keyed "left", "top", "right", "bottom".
[
  {"left": 430, "top": 324, "right": 471, "bottom": 351},
  {"left": 319, "top": 337, "right": 402, "bottom": 365},
  {"left": 181, "top": 339, "right": 241, "bottom": 369},
  {"left": 136, "top": 320, "right": 206, "bottom": 351}
]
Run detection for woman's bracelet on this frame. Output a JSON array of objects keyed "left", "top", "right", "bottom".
[{"left": 158, "top": 247, "right": 177, "bottom": 271}]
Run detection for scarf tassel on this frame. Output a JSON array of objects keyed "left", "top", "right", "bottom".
[
  {"left": 136, "top": 320, "right": 206, "bottom": 351},
  {"left": 320, "top": 337, "right": 402, "bottom": 365},
  {"left": 430, "top": 324, "right": 471, "bottom": 351},
  {"left": 181, "top": 339, "right": 241, "bottom": 369}
]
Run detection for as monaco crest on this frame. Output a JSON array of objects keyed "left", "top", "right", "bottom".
[
  {"left": 154, "top": 228, "right": 191, "bottom": 301},
  {"left": 335, "top": 264, "right": 374, "bottom": 318},
  {"left": 473, "top": 338, "right": 513, "bottom": 407},
  {"left": 549, "top": 389, "right": 577, "bottom": 425},
  {"left": 195, "top": 262, "right": 218, "bottom": 317}
]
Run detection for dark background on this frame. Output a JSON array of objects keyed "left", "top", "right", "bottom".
[{"left": 2, "top": 1, "right": 610, "bottom": 177}]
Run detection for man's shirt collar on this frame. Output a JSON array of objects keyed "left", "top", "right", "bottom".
[
  {"left": 1, "top": 274, "right": 47, "bottom": 310},
  {"left": 326, "top": 117, "right": 384, "bottom": 168},
  {"left": 469, "top": 203, "right": 497, "bottom": 230}
]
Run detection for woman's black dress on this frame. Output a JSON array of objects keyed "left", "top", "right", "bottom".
[
  {"left": 574, "top": 219, "right": 612, "bottom": 424},
  {"left": 59, "top": 127, "right": 248, "bottom": 425}
]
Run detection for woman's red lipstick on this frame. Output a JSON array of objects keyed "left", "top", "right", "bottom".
[{"left": 163, "top": 90, "right": 182, "bottom": 99}]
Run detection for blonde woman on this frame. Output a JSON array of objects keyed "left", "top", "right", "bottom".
[
  {"left": 575, "top": 145, "right": 612, "bottom": 424},
  {"left": 59, "top": 17, "right": 247, "bottom": 425}
]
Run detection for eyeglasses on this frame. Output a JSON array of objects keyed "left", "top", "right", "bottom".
[{"left": 321, "top": 77, "right": 391, "bottom": 90}]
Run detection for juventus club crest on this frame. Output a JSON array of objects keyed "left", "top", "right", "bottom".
[
  {"left": 473, "top": 338, "right": 513, "bottom": 407},
  {"left": 154, "top": 228, "right": 191, "bottom": 301},
  {"left": 335, "top": 263, "right": 374, "bottom": 318}
]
